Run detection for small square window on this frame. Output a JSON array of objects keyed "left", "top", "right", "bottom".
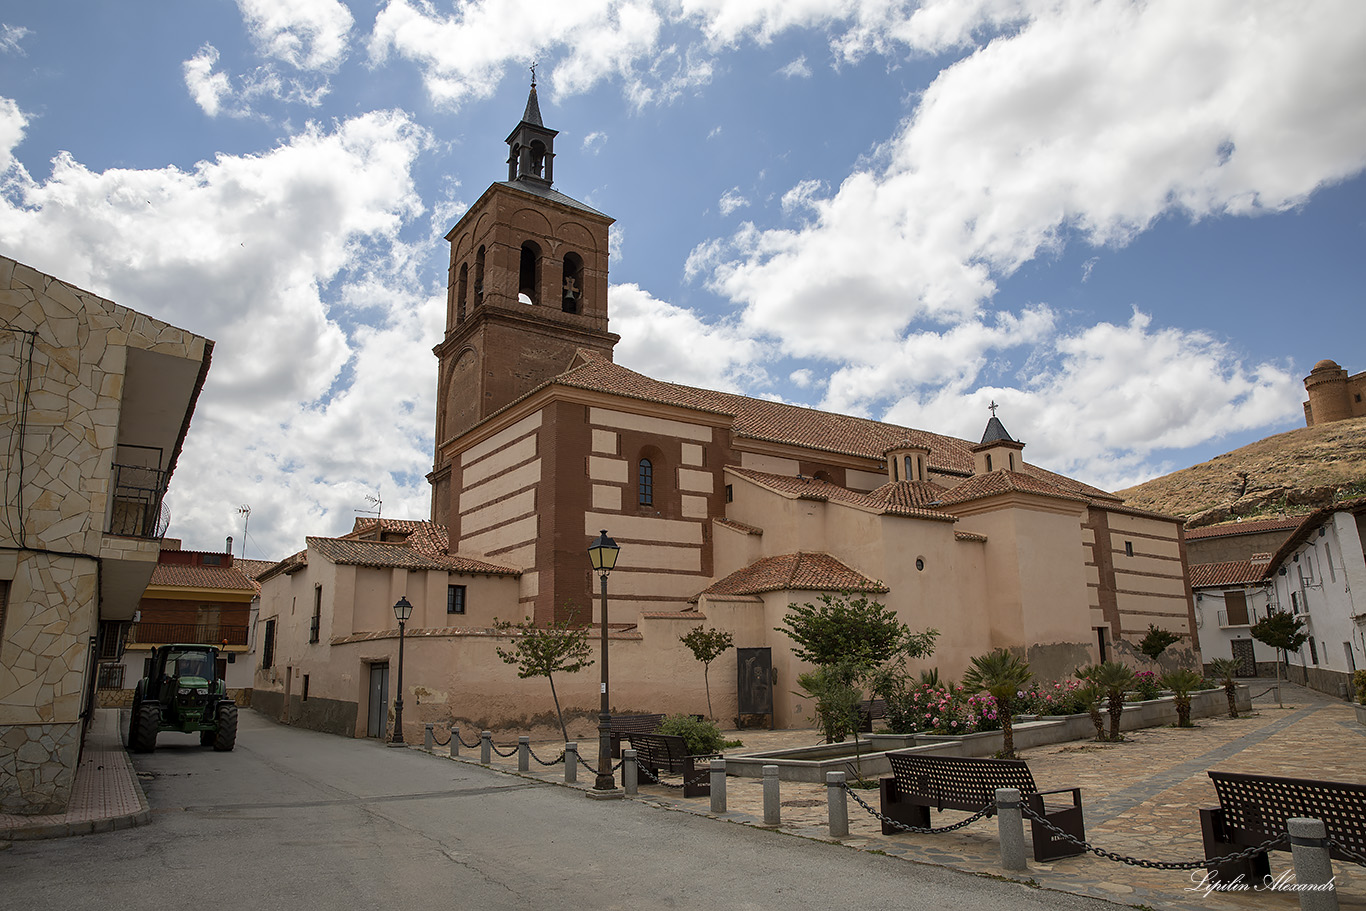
[
  {"left": 1124, "top": 541, "right": 1134, "bottom": 557},
  {"left": 447, "top": 584, "right": 467, "bottom": 615}
]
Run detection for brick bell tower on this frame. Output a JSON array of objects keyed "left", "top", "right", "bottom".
[{"left": 429, "top": 78, "right": 618, "bottom": 524}]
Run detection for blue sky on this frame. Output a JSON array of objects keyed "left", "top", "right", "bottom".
[{"left": 2, "top": 1, "right": 1363, "bottom": 560}]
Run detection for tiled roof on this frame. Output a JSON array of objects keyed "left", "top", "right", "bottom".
[
  {"left": 714, "top": 517, "right": 763, "bottom": 536},
  {"left": 1190, "top": 560, "right": 1265, "bottom": 588},
  {"left": 1182, "top": 516, "right": 1305, "bottom": 539},
  {"left": 867, "top": 480, "right": 947, "bottom": 511},
  {"left": 698, "top": 552, "right": 889, "bottom": 597},
  {"left": 728, "top": 468, "right": 956, "bottom": 522},
  {"left": 233, "top": 558, "right": 278, "bottom": 582},
  {"left": 935, "top": 470, "right": 1092, "bottom": 507},
  {"left": 496, "top": 179, "right": 609, "bottom": 219},
  {"left": 344, "top": 519, "right": 517, "bottom": 574},
  {"left": 307, "top": 536, "right": 519, "bottom": 575},
  {"left": 148, "top": 563, "right": 255, "bottom": 591},
  {"left": 954, "top": 531, "right": 988, "bottom": 543}
]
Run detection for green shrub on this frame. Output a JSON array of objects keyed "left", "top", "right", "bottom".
[
  {"left": 656, "top": 714, "right": 740, "bottom": 754},
  {"left": 1355, "top": 669, "right": 1366, "bottom": 706},
  {"left": 1132, "top": 671, "right": 1162, "bottom": 701}
]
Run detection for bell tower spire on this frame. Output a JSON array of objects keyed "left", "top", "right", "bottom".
[{"left": 506, "top": 71, "right": 557, "bottom": 185}]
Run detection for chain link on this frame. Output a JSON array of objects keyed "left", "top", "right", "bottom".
[
  {"left": 429, "top": 728, "right": 452, "bottom": 747},
  {"left": 489, "top": 742, "right": 519, "bottom": 758},
  {"left": 1327, "top": 838, "right": 1366, "bottom": 867},
  {"left": 527, "top": 745, "right": 565, "bottom": 766},
  {"left": 635, "top": 761, "right": 685, "bottom": 790},
  {"left": 842, "top": 783, "right": 996, "bottom": 834},
  {"left": 1019, "top": 803, "right": 1287, "bottom": 870},
  {"left": 573, "top": 752, "right": 625, "bottom": 777},
  {"left": 455, "top": 730, "right": 481, "bottom": 749}
]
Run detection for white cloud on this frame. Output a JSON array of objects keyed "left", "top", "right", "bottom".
[
  {"left": 0, "top": 99, "right": 437, "bottom": 557},
  {"left": 582, "top": 130, "right": 607, "bottom": 153},
  {"left": 0, "top": 95, "right": 26, "bottom": 171},
  {"left": 183, "top": 45, "right": 233, "bottom": 117},
  {"left": 777, "top": 55, "right": 811, "bottom": 78},
  {"left": 609, "top": 283, "right": 769, "bottom": 392},
  {"left": 237, "top": 0, "right": 354, "bottom": 70},
  {"left": 789, "top": 367, "right": 817, "bottom": 389},
  {"left": 718, "top": 187, "right": 748, "bottom": 216},
  {"left": 1, "top": 23, "right": 31, "bottom": 55}
]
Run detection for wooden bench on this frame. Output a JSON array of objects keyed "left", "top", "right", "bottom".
[
  {"left": 608, "top": 713, "right": 665, "bottom": 758},
  {"left": 1200, "top": 770, "right": 1366, "bottom": 881},
  {"left": 857, "top": 698, "right": 887, "bottom": 733},
  {"left": 624, "top": 732, "right": 715, "bottom": 798},
  {"left": 880, "top": 752, "right": 1086, "bottom": 861}
]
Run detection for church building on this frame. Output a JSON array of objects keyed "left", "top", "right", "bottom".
[{"left": 253, "top": 86, "right": 1199, "bottom": 737}]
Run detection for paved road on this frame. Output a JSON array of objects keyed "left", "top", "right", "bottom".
[{"left": 0, "top": 711, "right": 1121, "bottom": 911}]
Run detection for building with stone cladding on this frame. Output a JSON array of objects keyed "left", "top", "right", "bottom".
[
  {"left": 1302, "top": 358, "right": 1366, "bottom": 426},
  {"left": 256, "top": 88, "right": 1201, "bottom": 739},
  {"left": 1, "top": 255, "right": 211, "bottom": 814}
]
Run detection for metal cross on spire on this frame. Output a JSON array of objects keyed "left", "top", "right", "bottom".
[
  {"left": 530, "top": 61, "right": 538, "bottom": 87},
  {"left": 988, "top": 400, "right": 999, "bottom": 417}
]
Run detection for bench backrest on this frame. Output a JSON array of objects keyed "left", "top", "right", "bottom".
[
  {"left": 889, "top": 752, "right": 1039, "bottom": 810},
  {"left": 625, "top": 732, "right": 689, "bottom": 768},
  {"left": 1209, "top": 771, "right": 1366, "bottom": 857},
  {"left": 609, "top": 713, "right": 665, "bottom": 733}
]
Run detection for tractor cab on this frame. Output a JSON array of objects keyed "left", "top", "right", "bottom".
[{"left": 128, "top": 644, "right": 238, "bottom": 753}]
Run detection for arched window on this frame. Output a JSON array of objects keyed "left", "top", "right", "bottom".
[
  {"left": 519, "top": 241, "right": 541, "bottom": 305},
  {"left": 529, "top": 140, "right": 546, "bottom": 178},
  {"left": 638, "top": 459, "right": 653, "bottom": 506},
  {"left": 985, "top": 454, "right": 993, "bottom": 471},
  {"left": 562, "top": 252, "right": 584, "bottom": 313},
  {"left": 474, "top": 246, "right": 485, "bottom": 304},
  {"left": 904, "top": 456, "right": 913, "bottom": 482},
  {"left": 457, "top": 263, "right": 468, "bottom": 323}
]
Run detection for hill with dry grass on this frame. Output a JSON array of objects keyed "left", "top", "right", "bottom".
[{"left": 1115, "top": 415, "right": 1366, "bottom": 526}]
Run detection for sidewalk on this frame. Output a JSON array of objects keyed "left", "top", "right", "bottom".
[
  {"left": 429, "top": 681, "right": 1366, "bottom": 911},
  {"left": 0, "top": 709, "right": 150, "bottom": 842}
]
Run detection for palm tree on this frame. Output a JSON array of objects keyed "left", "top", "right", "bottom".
[
  {"left": 1092, "top": 661, "right": 1136, "bottom": 742},
  {"left": 961, "top": 649, "right": 1032, "bottom": 758},
  {"left": 1208, "top": 658, "right": 1241, "bottom": 718},
  {"left": 1074, "top": 665, "right": 1106, "bottom": 741},
  {"left": 1160, "top": 668, "right": 1207, "bottom": 727}
]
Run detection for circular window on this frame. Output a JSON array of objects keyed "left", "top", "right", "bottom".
[{"left": 915, "top": 557, "right": 925, "bottom": 572}]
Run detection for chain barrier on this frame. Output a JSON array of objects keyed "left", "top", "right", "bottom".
[
  {"left": 430, "top": 728, "right": 452, "bottom": 747},
  {"left": 455, "top": 729, "right": 481, "bottom": 749},
  {"left": 489, "top": 742, "right": 519, "bottom": 758},
  {"left": 1327, "top": 838, "right": 1366, "bottom": 867},
  {"left": 575, "top": 753, "right": 626, "bottom": 776},
  {"left": 842, "top": 783, "right": 996, "bottom": 834},
  {"left": 527, "top": 745, "right": 565, "bottom": 767},
  {"left": 634, "top": 762, "right": 686, "bottom": 790},
  {"left": 1250, "top": 686, "right": 1281, "bottom": 699},
  {"left": 1019, "top": 803, "right": 1287, "bottom": 870}
]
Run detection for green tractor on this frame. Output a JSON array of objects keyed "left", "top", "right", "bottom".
[{"left": 128, "top": 644, "right": 238, "bottom": 752}]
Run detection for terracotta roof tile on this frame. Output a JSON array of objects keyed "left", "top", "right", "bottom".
[
  {"left": 1182, "top": 516, "right": 1306, "bottom": 539},
  {"left": 698, "top": 552, "right": 888, "bottom": 597},
  {"left": 728, "top": 468, "right": 956, "bottom": 521},
  {"left": 148, "top": 563, "right": 255, "bottom": 591},
  {"left": 342, "top": 519, "right": 520, "bottom": 575},
  {"left": 954, "top": 531, "right": 988, "bottom": 543},
  {"left": 233, "top": 558, "right": 278, "bottom": 582},
  {"left": 714, "top": 517, "right": 763, "bottom": 536},
  {"left": 867, "top": 480, "right": 947, "bottom": 510},
  {"left": 1190, "top": 560, "right": 1265, "bottom": 588},
  {"left": 936, "top": 470, "right": 1091, "bottom": 507}
]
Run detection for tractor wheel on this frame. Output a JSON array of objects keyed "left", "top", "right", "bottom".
[
  {"left": 213, "top": 703, "right": 238, "bottom": 752},
  {"left": 199, "top": 730, "right": 215, "bottom": 746},
  {"left": 133, "top": 703, "right": 161, "bottom": 753}
]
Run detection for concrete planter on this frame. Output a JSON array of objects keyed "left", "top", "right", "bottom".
[{"left": 1354, "top": 703, "right": 1366, "bottom": 726}]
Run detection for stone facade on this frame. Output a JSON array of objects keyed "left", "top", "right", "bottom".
[{"left": 1, "top": 254, "right": 211, "bottom": 813}]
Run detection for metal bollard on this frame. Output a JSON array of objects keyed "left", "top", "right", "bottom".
[
  {"left": 518, "top": 735, "right": 530, "bottom": 772},
  {"left": 763, "top": 765, "right": 781, "bottom": 827},
  {"left": 480, "top": 731, "right": 492, "bottom": 764},
  {"left": 565, "top": 743, "right": 578, "bottom": 784},
  {"left": 826, "top": 772, "right": 848, "bottom": 838},
  {"left": 1288, "top": 817, "right": 1339, "bottom": 911},
  {"left": 710, "top": 759, "right": 727, "bottom": 814},
  {"left": 424, "top": 723, "right": 434, "bottom": 751},
  {"left": 623, "top": 749, "right": 638, "bottom": 796},
  {"left": 450, "top": 725, "right": 460, "bottom": 758},
  {"left": 996, "top": 787, "right": 1027, "bottom": 872}
]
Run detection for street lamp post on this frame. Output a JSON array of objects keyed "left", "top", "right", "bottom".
[
  {"left": 587, "top": 530, "right": 620, "bottom": 791},
  {"left": 391, "top": 596, "right": 413, "bottom": 744}
]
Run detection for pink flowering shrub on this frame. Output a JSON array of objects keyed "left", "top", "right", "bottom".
[
  {"left": 883, "top": 683, "right": 1001, "bottom": 734},
  {"left": 1132, "top": 671, "right": 1162, "bottom": 701},
  {"left": 1021, "top": 679, "right": 1092, "bottom": 716}
]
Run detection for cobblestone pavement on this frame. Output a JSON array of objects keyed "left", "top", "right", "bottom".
[{"left": 448, "top": 682, "right": 1365, "bottom": 911}]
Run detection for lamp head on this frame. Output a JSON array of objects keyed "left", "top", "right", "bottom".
[
  {"left": 393, "top": 596, "right": 413, "bottom": 623},
  {"left": 587, "top": 529, "right": 620, "bottom": 573}
]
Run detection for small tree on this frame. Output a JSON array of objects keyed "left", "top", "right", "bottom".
[
  {"left": 679, "top": 626, "right": 733, "bottom": 721},
  {"left": 1160, "top": 668, "right": 1206, "bottom": 727},
  {"left": 1138, "top": 624, "right": 1181, "bottom": 662},
  {"left": 960, "top": 649, "right": 1032, "bottom": 758},
  {"left": 796, "top": 660, "right": 865, "bottom": 745},
  {"left": 493, "top": 616, "right": 593, "bottom": 742},
  {"left": 1208, "top": 658, "right": 1241, "bottom": 718},
  {"left": 1250, "top": 610, "right": 1308, "bottom": 708},
  {"left": 1091, "top": 661, "right": 1136, "bottom": 741},
  {"left": 776, "top": 592, "right": 938, "bottom": 667}
]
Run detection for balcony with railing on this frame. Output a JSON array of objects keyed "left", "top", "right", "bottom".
[
  {"left": 108, "top": 459, "right": 171, "bottom": 539},
  {"left": 1217, "top": 606, "right": 1265, "bottom": 628},
  {"left": 126, "top": 621, "right": 249, "bottom": 648}
]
